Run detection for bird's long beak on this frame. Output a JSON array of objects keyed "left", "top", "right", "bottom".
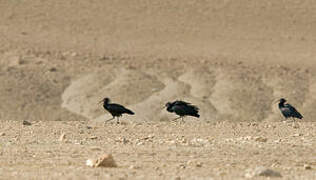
[
  {"left": 272, "top": 98, "right": 280, "bottom": 104},
  {"left": 98, "top": 99, "right": 103, "bottom": 104}
]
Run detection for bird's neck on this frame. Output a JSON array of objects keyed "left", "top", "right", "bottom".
[
  {"left": 103, "top": 102, "right": 109, "bottom": 108},
  {"left": 166, "top": 106, "right": 173, "bottom": 112},
  {"left": 278, "top": 102, "right": 285, "bottom": 108}
]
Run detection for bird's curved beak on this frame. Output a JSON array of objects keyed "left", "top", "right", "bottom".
[
  {"left": 98, "top": 99, "right": 103, "bottom": 104},
  {"left": 272, "top": 99, "right": 279, "bottom": 104},
  {"left": 272, "top": 97, "right": 282, "bottom": 104}
]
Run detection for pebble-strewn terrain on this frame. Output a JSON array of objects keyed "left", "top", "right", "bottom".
[{"left": 0, "top": 121, "right": 315, "bottom": 179}]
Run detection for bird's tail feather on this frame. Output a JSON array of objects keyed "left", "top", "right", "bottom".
[{"left": 125, "top": 109, "right": 135, "bottom": 115}]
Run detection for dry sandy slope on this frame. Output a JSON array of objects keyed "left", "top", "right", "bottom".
[{"left": 0, "top": 0, "right": 316, "bottom": 179}]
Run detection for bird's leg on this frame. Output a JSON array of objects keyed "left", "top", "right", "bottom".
[
  {"left": 116, "top": 117, "right": 120, "bottom": 124},
  {"left": 105, "top": 117, "right": 115, "bottom": 123},
  {"left": 172, "top": 116, "right": 181, "bottom": 122},
  {"left": 181, "top": 116, "right": 185, "bottom": 123}
]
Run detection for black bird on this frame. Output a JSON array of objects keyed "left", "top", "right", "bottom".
[
  {"left": 100, "top": 97, "right": 135, "bottom": 124},
  {"left": 165, "top": 100, "right": 200, "bottom": 122},
  {"left": 278, "top": 98, "right": 303, "bottom": 121}
]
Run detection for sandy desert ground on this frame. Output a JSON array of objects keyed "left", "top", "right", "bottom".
[{"left": 0, "top": 0, "right": 316, "bottom": 179}]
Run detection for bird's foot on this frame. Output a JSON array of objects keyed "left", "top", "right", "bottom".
[
  {"left": 291, "top": 122, "right": 300, "bottom": 129},
  {"left": 181, "top": 118, "right": 185, "bottom": 124},
  {"left": 282, "top": 119, "right": 293, "bottom": 124}
]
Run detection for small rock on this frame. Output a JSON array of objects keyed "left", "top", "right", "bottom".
[
  {"left": 178, "top": 164, "right": 186, "bottom": 169},
  {"left": 245, "top": 166, "right": 282, "bottom": 178},
  {"left": 293, "top": 133, "right": 303, "bottom": 137},
  {"left": 291, "top": 122, "right": 300, "bottom": 129},
  {"left": 274, "top": 139, "right": 282, "bottom": 143},
  {"left": 196, "top": 162, "right": 203, "bottom": 167},
  {"left": 71, "top": 52, "right": 77, "bottom": 57},
  {"left": 59, "top": 133, "right": 66, "bottom": 142},
  {"left": 187, "top": 160, "right": 203, "bottom": 167},
  {"left": 86, "top": 154, "right": 117, "bottom": 168},
  {"left": 254, "top": 137, "right": 268, "bottom": 143},
  {"left": 136, "top": 141, "right": 144, "bottom": 146},
  {"left": 129, "top": 165, "right": 140, "bottom": 169},
  {"left": 0, "top": 132, "right": 5, "bottom": 136},
  {"left": 304, "top": 164, "right": 312, "bottom": 170},
  {"left": 49, "top": 67, "right": 57, "bottom": 72},
  {"left": 22, "top": 120, "right": 32, "bottom": 126},
  {"left": 8, "top": 56, "right": 25, "bottom": 66},
  {"left": 122, "top": 138, "right": 129, "bottom": 144},
  {"left": 174, "top": 177, "right": 181, "bottom": 180},
  {"left": 89, "top": 136, "right": 98, "bottom": 140},
  {"left": 116, "top": 137, "right": 129, "bottom": 144},
  {"left": 90, "top": 146, "right": 102, "bottom": 151}
]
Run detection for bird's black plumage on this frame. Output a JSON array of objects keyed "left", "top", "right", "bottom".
[
  {"left": 100, "top": 97, "right": 134, "bottom": 124},
  {"left": 278, "top": 98, "right": 303, "bottom": 121},
  {"left": 165, "top": 100, "right": 200, "bottom": 122}
]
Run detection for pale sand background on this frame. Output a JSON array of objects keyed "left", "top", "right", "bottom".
[{"left": 0, "top": 1, "right": 315, "bottom": 179}]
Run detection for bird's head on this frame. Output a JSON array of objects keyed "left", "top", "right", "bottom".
[
  {"left": 279, "top": 98, "right": 286, "bottom": 104},
  {"left": 99, "top": 97, "right": 110, "bottom": 104},
  {"left": 272, "top": 97, "right": 287, "bottom": 104},
  {"left": 165, "top": 102, "right": 172, "bottom": 108}
]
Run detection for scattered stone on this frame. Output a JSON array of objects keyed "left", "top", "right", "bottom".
[
  {"left": 196, "top": 162, "right": 203, "bottom": 167},
  {"left": 8, "top": 56, "right": 25, "bottom": 66},
  {"left": 59, "top": 133, "right": 66, "bottom": 142},
  {"left": 271, "top": 162, "right": 281, "bottom": 167},
  {"left": 178, "top": 164, "right": 186, "bottom": 169},
  {"left": 245, "top": 166, "right": 282, "bottom": 178},
  {"left": 22, "top": 120, "right": 32, "bottom": 126},
  {"left": 86, "top": 154, "right": 117, "bottom": 168},
  {"left": 116, "top": 137, "right": 129, "bottom": 144},
  {"left": 293, "top": 133, "right": 303, "bottom": 137},
  {"left": 49, "top": 67, "right": 57, "bottom": 72},
  {"left": 187, "top": 160, "right": 203, "bottom": 167},
  {"left": 167, "top": 140, "right": 176, "bottom": 145},
  {"left": 136, "top": 141, "right": 144, "bottom": 146},
  {"left": 274, "top": 139, "right": 282, "bottom": 143},
  {"left": 0, "top": 132, "right": 5, "bottom": 136},
  {"left": 89, "top": 136, "right": 98, "bottom": 140},
  {"left": 129, "top": 165, "right": 141, "bottom": 169},
  {"left": 70, "top": 52, "right": 78, "bottom": 57},
  {"left": 217, "top": 171, "right": 226, "bottom": 176},
  {"left": 304, "top": 164, "right": 312, "bottom": 170},
  {"left": 174, "top": 176, "right": 181, "bottom": 180},
  {"left": 254, "top": 137, "right": 268, "bottom": 143},
  {"left": 190, "top": 138, "right": 209, "bottom": 146},
  {"left": 291, "top": 122, "right": 300, "bottom": 129},
  {"left": 90, "top": 146, "right": 102, "bottom": 151}
]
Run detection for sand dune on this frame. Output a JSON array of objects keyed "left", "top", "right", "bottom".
[{"left": 59, "top": 62, "right": 312, "bottom": 123}]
